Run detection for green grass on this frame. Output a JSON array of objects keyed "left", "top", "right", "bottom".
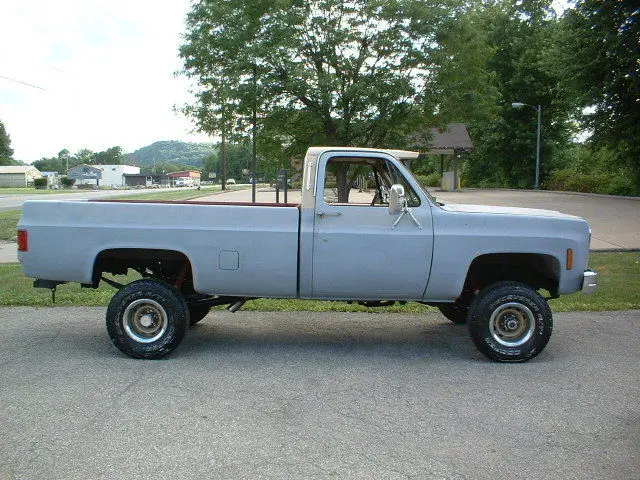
[
  {"left": 0, "top": 210, "right": 21, "bottom": 241},
  {"left": 1, "top": 252, "right": 638, "bottom": 311}
]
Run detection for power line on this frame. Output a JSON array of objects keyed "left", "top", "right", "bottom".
[{"left": 0, "top": 75, "right": 46, "bottom": 91}]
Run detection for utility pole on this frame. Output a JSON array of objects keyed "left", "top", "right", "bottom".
[
  {"left": 251, "top": 63, "right": 258, "bottom": 203},
  {"left": 221, "top": 130, "right": 227, "bottom": 191}
]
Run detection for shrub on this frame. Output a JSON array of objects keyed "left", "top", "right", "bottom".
[
  {"left": 545, "top": 169, "right": 638, "bottom": 196},
  {"left": 33, "top": 178, "right": 48, "bottom": 188},
  {"left": 60, "top": 177, "right": 75, "bottom": 188},
  {"left": 414, "top": 173, "right": 441, "bottom": 188}
]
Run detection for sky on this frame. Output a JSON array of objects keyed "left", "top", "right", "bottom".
[
  {"left": 1, "top": 0, "right": 573, "bottom": 164},
  {"left": 0, "top": 0, "right": 211, "bottom": 163}
]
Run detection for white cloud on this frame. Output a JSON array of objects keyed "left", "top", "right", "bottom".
[{"left": 0, "top": 0, "right": 212, "bottom": 162}]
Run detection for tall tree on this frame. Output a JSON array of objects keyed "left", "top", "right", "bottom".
[
  {"left": 461, "top": 0, "right": 574, "bottom": 188},
  {"left": 94, "top": 146, "right": 125, "bottom": 165},
  {"left": 561, "top": 1, "right": 640, "bottom": 188},
  {"left": 0, "top": 120, "right": 16, "bottom": 166},
  {"left": 180, "top": 0, "right": 458, "bottom": 158}
]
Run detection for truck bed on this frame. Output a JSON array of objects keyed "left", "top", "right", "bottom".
[{"left": 18, "top": 200, "right": 300, "bottom": 298}]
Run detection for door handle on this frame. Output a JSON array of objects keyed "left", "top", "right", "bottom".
[{"left": 316, "top": 211, "right": 342, "bottom": 217}]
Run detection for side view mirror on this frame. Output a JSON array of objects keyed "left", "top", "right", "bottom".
[{"left": 388, "top": 184, "right": 405, "bottom": 215}]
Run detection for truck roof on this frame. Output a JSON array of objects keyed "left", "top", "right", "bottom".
[{"left": 306, "top": 147, "right": 420, "bottom": 160}]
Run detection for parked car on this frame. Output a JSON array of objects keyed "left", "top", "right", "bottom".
[
  {"left": 17, "top": 146, "right": 597, "bottom": 362},
  {"left": 227, "top": 179, "right": 236, "bottom": 185}
]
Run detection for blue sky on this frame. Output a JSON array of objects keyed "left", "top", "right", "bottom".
[{"left": 0, "top": 0, "right": 210, "bottom": 162}]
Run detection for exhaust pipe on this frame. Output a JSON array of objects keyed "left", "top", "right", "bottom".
[{"left": 227, "top": 298, "right": 248, "bottom": 313}]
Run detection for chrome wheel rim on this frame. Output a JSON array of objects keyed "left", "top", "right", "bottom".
[
  {"left": 489, "top": 302, "right": 535, "bottom": 347},
  {"left": 123, "top": 299, "right": 168, "bottom": 343}
]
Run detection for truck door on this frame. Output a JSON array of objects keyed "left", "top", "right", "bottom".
[{"left": 311, "top": 153, "right": 433, "bottom": 300}]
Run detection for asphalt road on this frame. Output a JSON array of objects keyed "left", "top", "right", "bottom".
[{"left": 1, "top": 308, "right": 638, "bottom": 479}]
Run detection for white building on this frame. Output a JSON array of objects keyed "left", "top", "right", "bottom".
[
  {"left": 0, "top": 166, "right": 42, "bottom": 187},
  {"left": 69, "top": 164, "right": 140, "bottom": 187}
]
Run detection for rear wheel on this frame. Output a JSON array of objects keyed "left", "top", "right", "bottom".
[
  {"left": 467, "top": 281, "right": 552, "bottom": 362},
  {"left": 106, "top": 279, "right": 189, "bottom": 359}
]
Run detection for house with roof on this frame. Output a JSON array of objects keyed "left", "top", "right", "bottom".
[{"left": 0, "top": 165, "right": 42, "bottom": 187}]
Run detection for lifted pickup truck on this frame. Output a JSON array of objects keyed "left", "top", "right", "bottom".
[{"left": 17, "top": 147, "right": 597, "bottom": 362}]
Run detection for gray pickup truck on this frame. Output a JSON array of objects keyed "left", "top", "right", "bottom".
[{"left": 17, "top": 147, "right": 597, "bottom": 362}]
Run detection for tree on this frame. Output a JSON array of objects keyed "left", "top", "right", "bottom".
[
  {"left": 561, "top": 1, "right": 640, "bottom": 189},
  {"left": 94, "top": 146, "right": 125, "bottom": 165},
  {"left": 457, "top": 0, "right": 575, "bottom": 188},
  {"left": 72, "top": 149, "right": 94, "bottom": 166},
  {"left": 180, "top": 0, "right": 458, "bottom": 157},
  {"left": 0, "top": 120, "right": 16, "bottom": 166}
]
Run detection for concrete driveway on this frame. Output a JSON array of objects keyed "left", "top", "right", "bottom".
[{"left": 0, "top": 308, "right": 638, "bottom": 479}]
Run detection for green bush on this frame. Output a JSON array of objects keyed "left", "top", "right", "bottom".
[
  {"left": 33, "top": 178, "right": 48, "bottom": 188},
  {"left": 414, "top": 173, "right": 441, "bottom": 187},
  {"left": 60, "top": 177, "right": 75, "bottom": 187},
  {"left": 545, "top": 169, "right": 638, "bottom": 196}
]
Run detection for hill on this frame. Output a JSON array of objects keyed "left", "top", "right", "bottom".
[{"left": 127, "top": 140, "right": 218, "bottom": 167}]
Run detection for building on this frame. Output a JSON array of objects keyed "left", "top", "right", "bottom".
[
  {"left": 123, "top": 173, "right": 169, "bottom": 188},
  {"left": 67, "top": 164, "right": 140, "bottom": 187},
  {"left": 167, "top": 170, "right": 201, "bottom": 187},
  {"left": 40, "top": 171, "right": 60, "bottom": 188},
  {"left": 0, "top": 165, "right": 42, "bottom": 187}
]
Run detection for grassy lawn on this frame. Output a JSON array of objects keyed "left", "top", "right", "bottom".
[
  {"left": 0, "top": 210, "right": 21, "bottom": 241},
  {"left": 1, "top": 252, "right": 638, "bottom": 312}
]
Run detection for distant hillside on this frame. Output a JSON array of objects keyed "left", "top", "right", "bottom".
[{"left": 127, "top": 140, "right": 217, "bottom": 167}]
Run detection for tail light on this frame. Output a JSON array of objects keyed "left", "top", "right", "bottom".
[{"left": 17, "top": 230, "right": 28, "bottom": 252}]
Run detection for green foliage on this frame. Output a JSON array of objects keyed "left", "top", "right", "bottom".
[
  {"left": 0, "top": 120, "right": 21, "bottom": 166},
  {"left": 33, "top": 178, "right": 48, "bottom": 188},
  {"left": 414, "top": 173, "right": 441, "bottom": 188},
  {"left": 93, "top": 146, "right": 125, "bottom": 165},
  {"left": 60, "top": 177, "right": 75, "bottom": 187},
  {"left": 0, "top": 210, "right": 21, "bottom": 241},
  {"left": 128, "top": 141, "right": 216, "bottom": 168},
  {"left": 180, "top": 0, "right": 457, "bottom": 159},
  {"left": 546, "top": 170, "right": 637, "bottom": 197},
  {"left": 560, "top": 1, "right": 640, "bottom": 190}
]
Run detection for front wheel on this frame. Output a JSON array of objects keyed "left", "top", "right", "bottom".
[
  {"left": 106, "top": 279, "right": 189, "bottom": 359},
  {"left": 467, "top": 281, "right": 552, "bottom": 362}
]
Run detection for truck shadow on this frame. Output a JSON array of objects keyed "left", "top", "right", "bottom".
[{"left": 176, "top": 314, "right": 480, "bottom": 362}]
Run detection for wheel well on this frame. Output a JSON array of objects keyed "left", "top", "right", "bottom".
[
  {"left": 93, "top": 248, "right": 194, "bottom": 291},
  {"left": 463, "top": 253, "right": 560, "bottom": 298}
]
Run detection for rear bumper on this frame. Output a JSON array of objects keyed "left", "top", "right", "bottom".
[{"left": 582, "top": 270, "right": 598, "bottom": 294}]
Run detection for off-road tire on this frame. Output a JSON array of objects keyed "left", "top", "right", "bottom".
[
  {"left": 467, "top": 281, "right": 552, "bottom": 362},
  {"left": 438, "top": 303, "right": 469, "bottom": 324},
  {"left": 188, "top": 305, "right": 211, "bottom": 326},
  {"left": 106, "top": 279, "right": 189, "bottom": 359}
]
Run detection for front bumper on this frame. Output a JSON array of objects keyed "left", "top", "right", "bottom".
[{"left": 582, "top": 270, "right": 598, "bottom": 294}]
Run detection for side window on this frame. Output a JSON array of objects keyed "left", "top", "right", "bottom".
[
  {"left": 323, "top": 157, "right": 420, "bottom": 207},
  {"left": 323, "top": 160, "right": 377, "bottom": 205}
]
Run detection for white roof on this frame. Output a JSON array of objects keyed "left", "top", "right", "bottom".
[
  {"left": 0, "top": 165, "right": 40, "bottom": 174},
  {"left": 306, "top": 146, "right": 419, "bottom": 160}
]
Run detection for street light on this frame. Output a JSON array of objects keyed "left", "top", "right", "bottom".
[{"left": 512, "top": 102, "right": 542, "bottom": 189}]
